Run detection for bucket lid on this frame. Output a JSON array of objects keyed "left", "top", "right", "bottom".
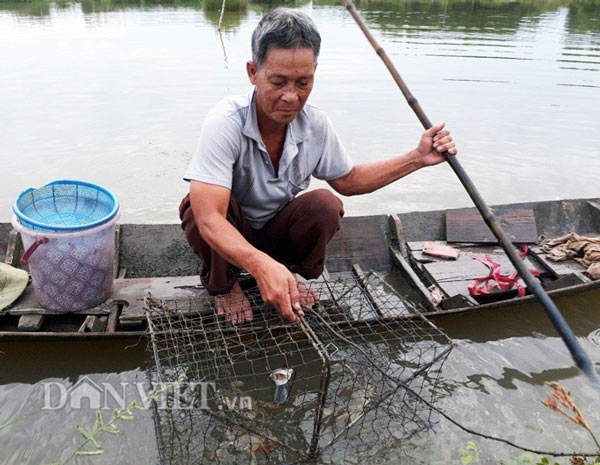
[
  {"left": 13, "top": 180, "right": 119, "bottom": 232},
  {"left": 0, "top": 263, "right": 28, "bottom": 311}
]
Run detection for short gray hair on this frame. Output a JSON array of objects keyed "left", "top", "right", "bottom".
[{"left": 251, "top": 8, "right": 321, "bottom": 67}]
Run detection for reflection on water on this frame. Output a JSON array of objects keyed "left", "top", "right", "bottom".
[
  {"left": 1, "top": 0, "right": 599, "bottom": 221},
  {"left": 0, "top": 1, "right": 599, "bottom": 463}
]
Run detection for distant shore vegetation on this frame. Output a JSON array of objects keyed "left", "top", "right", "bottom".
[{"left": 1, "top": 0, "right": 598, "bottom": 35}]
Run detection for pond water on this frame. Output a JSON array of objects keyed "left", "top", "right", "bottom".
[
  {"left": 1, "top": 0, "right": 599, "bottom": 221},
  {"left": 1, "top": 0, "right": 600, "bottom": 464}
]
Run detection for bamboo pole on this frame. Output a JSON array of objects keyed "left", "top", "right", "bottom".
[{"left": 340, "top": 0, "right": 600, "bottom": 388}]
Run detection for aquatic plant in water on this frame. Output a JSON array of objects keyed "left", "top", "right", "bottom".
[
  {"left": 40, "top": 379, "right": 183, "bottom": 465},
  {"left": 456, "top": 382, "right": 600, "bottom": 465},
  {"left": 0, "top": 379, "right": 182, "bottom": 464},
  {"left": 541, "top": 382, "right": 600, "bottom": 465}
]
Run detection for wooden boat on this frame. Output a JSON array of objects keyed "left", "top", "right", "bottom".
[{"left": 1, "top": 197, "right": 599, "bottom": 341}]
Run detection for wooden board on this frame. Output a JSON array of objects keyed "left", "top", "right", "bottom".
[
  {"left": 116, "top": 276, "right": 209, "bottom": 323},
  {"left": 325, "top": 215, "right": 391, "bottom": 272},
  {"left": 5, "top": 285, "right": 112, "bottom": 316},
  {"left": 389, "top": 247, "right": 437, "bottom": 311},
  {"left": 543, "top": 273, "right": 586, "bottom": 291},
  {"left": 407, "top": 241, "right": 502, "bottom": 264},
  {"left": 388, "top": 214, "right": 408, "bottom": 258},
  {"left": 529, "top": 246, "right": 591, "bottom": 282},
  {"left": 5, "top": 230, "right": 22, "bottom": 267},
  {"left": 17, "top": 314, "right": 44, "bottom": 331},
  {"left": 422, "top": 252, "right": 539, "bottom": 299},
  {"left": 446, "top": 208, "right": 538, "bottom": 244}
]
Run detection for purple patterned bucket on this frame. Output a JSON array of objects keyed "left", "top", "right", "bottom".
[{"left": 12, "top": 213, "right": 119, "bottom": 312}]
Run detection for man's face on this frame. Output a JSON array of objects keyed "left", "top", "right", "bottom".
[{"left": 247, "top": 47, "right": 316, "bottom": 125}]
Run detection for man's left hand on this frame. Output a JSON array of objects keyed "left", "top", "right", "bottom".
[{"left": 414, "top": 122, "right": 457, "bottom": 167}]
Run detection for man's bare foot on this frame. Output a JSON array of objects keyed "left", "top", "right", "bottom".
[
  {"left": 295, "top": 275, "right": 318, "bottom": 312},
  {"left": 215, "top": 281, "right": 253, "bottom": 325}
]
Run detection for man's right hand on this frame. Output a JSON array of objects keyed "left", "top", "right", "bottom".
[{"left": 253, "top": 257, "right": 302, "bottom": 322}]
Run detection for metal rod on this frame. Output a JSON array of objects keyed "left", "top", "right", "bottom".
[
  {"left": 341, "top": 0, "right": 600, "bottom": 388},
  {"left": 298, "top": 315, "right": 332, "bottom": 458}
]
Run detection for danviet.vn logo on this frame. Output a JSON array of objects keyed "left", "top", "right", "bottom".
[{"left": 42, "top": 376, "right": 252, "bottom": 411}]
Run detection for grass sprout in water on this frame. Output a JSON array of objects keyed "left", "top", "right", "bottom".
[
  {"left": 41, "top": 380, "right": 182, "bottom": 465},
  {"left": 541, "top": 382, "right": 600, "bottom": 465}
]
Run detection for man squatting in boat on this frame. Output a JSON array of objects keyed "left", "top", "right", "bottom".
[{"left": 179, "top": 8, "right": 457, "bottom": 324}]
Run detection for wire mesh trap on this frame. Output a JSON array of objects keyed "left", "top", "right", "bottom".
[{"left": 146, "top": 272, "right": 453, "bottom": 464}]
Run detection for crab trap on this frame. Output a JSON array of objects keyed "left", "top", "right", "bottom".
[{"left": 146, "top": 272, "right": 453, "bottom": 464}]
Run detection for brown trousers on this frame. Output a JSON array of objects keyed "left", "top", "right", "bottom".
[{"left": 179, "top": 189, "right": 344, "bottom": 295}]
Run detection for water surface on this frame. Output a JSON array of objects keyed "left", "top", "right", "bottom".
[{"left": 1, "top": 0, "right": 599, "bottom": 221}]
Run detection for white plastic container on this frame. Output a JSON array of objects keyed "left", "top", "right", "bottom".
[{"left": 12, "top": 212, "right": 119, "bottom": 312}]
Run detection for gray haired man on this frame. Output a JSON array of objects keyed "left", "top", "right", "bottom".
[{"left": 180, "top": 8, "right": 457, "bottom": 324}]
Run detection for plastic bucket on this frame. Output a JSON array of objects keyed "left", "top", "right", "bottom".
[
  {"left": 12, "top": 213, "right": 119, "bottom": 312},
  {"left": 11, "top": 180, "right": 120, "bottom": 313}
]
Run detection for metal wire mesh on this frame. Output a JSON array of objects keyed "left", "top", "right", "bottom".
[{"left": 146, "top": 272, "right": 453, "bottom": 464}]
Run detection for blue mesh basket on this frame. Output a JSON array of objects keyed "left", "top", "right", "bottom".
[{"left": 13, "top": 180, "right": 119, "bottom": 232}]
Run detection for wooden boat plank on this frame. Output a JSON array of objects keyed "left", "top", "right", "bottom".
[
  {"left": 446, "top": 208, "right": 538, "bottom": 244},
  {"left": 396, "top": 199, "right": 599, "bottom": 244},
  {"left": 117, "top": 275, "right": 208, "bottom": 322},
  {"left": 543, "top": 273, "right": 586, "bottom": 291},
  {"left": 588, "top": 200, "right": 600, "bottom": 227},
  {"left": 439, "top": 294, "right": 477, "bottom": 310},
  {"left": 0, "top": 223, "right": 14, "bottom": 264},
  {"left": 388, "top": 214, "right": 408, "bottom": 258},
  {"left": 1, "top": 197, "right": 599, "bottom": 341},
  {"left": 425, "top": 279, "right": 600, "bottom": 319},
  {"left": 5, "top": 285, "right": 112, "bottom": 316},
  {"left": 421, "top": 260, "right": 485, "bottom": 298},
  {"left": 533, "top": 199, "right": 600, "bottom": 238},
  {"left": 325, "top": 215, "right": 391, "bottom": 272},
  {"left": 424, "top": 253, "right": 539, "bottom": 281},
  {"left": 529, "top": 246, "right": 591, "bottom": 282},
  {"left": 5, "top": 230, "right": 22, "bottom": 267},
  {"left": 107, "top": 305, "right": 120, "bottom": 332},
  {"left": 325, "top": 256, "right": 390, "bottom": 274},
  {"left": 17, "top": 314, "right": 44, "bottom": 331},
  {"left": 4, "top": 280, "right": 599, "bottom": 341},
  {"left": 389, "top": 247, "right": 437, "bottom": 311},
  {"left": 119, "top": 217, "right": 392, "bottom": 278},
  {"left": 1, "top": 281, "right": 599, "bottom": 341},
  {"left": 0, "top": 330, "right": 145, "bottom": 341},
  {"left": 422, "top": 253, "right": 540, "bottom": 299},
  {"left": 79, "top": 315, "right": 107, "bottom": 332}
]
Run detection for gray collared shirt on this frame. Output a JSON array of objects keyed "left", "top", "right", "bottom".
[{"left": 184, "top": 91, "right": 353, "bottom": 229}]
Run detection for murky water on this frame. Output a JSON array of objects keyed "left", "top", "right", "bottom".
[{"left": 1, "top": 1, "right": 600, "bottom": 463}]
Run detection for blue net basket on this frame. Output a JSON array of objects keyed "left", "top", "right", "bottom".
[{"left": 13, "top": 180, "right": 119, "bottom": 232}]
